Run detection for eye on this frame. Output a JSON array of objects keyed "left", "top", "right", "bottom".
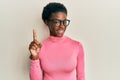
[
  {"left": 52, "top": 20, "right": 59, "bottom": 24},
  {"left": 63, "top": 20, "right": 67, "bottom": 24},
  {"left": 63, "top": 20, "right": 70, "bottom": 26}
]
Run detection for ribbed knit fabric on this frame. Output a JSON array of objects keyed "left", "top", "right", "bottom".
[{"left": 30, "top": 36, "right": 85, "bottom": 80}]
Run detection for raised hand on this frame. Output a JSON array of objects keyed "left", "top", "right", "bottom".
[{"left": 29, "top": 29, "right": 42, "bottom": 60}]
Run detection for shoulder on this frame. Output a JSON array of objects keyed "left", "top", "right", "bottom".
[
  {"left": 66, "top": 36, "right": 84, "bottom": 53},
  {"left": 66, "top": 36, "right": 84, "bottom": 55},
  {"left": 65, "top": 36, "right": 83, "bottom": 46}
]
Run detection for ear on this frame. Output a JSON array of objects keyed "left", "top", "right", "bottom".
[
  {"left": 45, "top": 20, "right": 49, "bottom": 26},
  {"left": 45, "top": 20, "right": 52, "bottom": 32}
]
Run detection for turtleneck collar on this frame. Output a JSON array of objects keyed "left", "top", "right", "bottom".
[{"left": 48, "top": 36, "right": 66, "bottom": 42}]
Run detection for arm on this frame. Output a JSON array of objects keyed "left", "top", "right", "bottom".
[
  {"left": 30, "top": 59, "right": 43, "bottom": 80},
  {"left": 76, "top": 43, "right": 85, "bottom": 80},
  {"left": 29, "top": 29, "right": 43, "bottom": 80}
]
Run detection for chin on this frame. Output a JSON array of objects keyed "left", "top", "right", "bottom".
[
  {"left": 50, "top": 32, "right": 64, "bottom": 37},
  {"left": 57, "top": 34, "right": 64, "bottom": 37}
]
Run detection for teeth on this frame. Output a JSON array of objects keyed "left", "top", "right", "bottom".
[{"left": 58, "top": 30, "right": 64, "bottom": 34}]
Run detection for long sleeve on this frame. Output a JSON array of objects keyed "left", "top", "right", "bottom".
[
  {"left": 29, "top": 36, "right": 85, "bottom": 80},
  {"left": 76, "top": 43, "right": 85, "bottom": 80},
  {"left": 29, "top": 59, "right": 43, "bottom": 80}
]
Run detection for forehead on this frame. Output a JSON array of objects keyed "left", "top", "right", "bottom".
[{"left": 50, "top": 12, "right": 67, "bottom": 20}]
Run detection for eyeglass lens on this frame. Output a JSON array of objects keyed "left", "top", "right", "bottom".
[{"left": 49, "top": 19, "right": 70, "bottom": 27}]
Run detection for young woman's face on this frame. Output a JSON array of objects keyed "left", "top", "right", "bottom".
[{"left": 46, "top": 12, "right": 69, "bottom": 37}]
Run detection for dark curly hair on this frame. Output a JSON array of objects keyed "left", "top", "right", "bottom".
[{"left": 42, "top": 2, "right": 67, "bottom": 23}]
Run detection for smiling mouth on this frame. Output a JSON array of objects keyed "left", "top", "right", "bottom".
[{"left": 57, "top": 30, "right": 64, "bottom": 34}]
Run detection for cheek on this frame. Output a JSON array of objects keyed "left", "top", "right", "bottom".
[
  {"left": 51, "top": 25, "right": 58, "bottom": 31},
  {"left": 53, "top": 27, "right": 58, "bottom": 32},
  {"left": 49, "top": 25, "right": 58, "bottom": 33}
]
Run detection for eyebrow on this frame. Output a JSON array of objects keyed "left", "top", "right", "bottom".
[{"left": 49, "top": 19, "right": 67, "bottom": 21}]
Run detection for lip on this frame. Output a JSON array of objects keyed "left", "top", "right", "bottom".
[{"left": 57, "top": 30, "right": 65, "bottom": 34}]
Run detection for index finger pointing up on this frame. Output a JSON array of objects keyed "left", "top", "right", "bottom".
[{"left": 33, "top": 29, "right": 37, "bottom": 41}]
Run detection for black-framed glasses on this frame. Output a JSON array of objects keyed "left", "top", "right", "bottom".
[{"left": 48, "top": 19, "right": 70, "bottom": 27}]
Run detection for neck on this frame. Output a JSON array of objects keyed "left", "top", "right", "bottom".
[
  {"left": 50, "top": 34, "right": 63, "bottom": 38},
  {"left": 48, "top": 35, "right": 65, "bottom": 42}
]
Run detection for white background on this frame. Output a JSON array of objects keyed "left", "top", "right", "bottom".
[{"left": 0, "top": 0, "right": 120, "bottom": 80}]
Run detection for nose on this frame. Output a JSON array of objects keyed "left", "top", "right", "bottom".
[{"left": 59, "top": 21, "right": 65, "bottom": 28}]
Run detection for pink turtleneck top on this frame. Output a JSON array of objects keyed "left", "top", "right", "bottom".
[{"left": 30, "top": 36, "right": 85, "bottom": 80}]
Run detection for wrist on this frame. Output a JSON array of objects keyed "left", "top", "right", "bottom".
[{"left": 29, "top": 55, "right": 39, "bottom": 60}]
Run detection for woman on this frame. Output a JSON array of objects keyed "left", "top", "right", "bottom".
[{"left": 29, "top": 2, "right": 85, "bottom": 80}]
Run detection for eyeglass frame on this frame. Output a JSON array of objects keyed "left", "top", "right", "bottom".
[{"left": 48, "top": 19, "right": 70, "bottom": 27}]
